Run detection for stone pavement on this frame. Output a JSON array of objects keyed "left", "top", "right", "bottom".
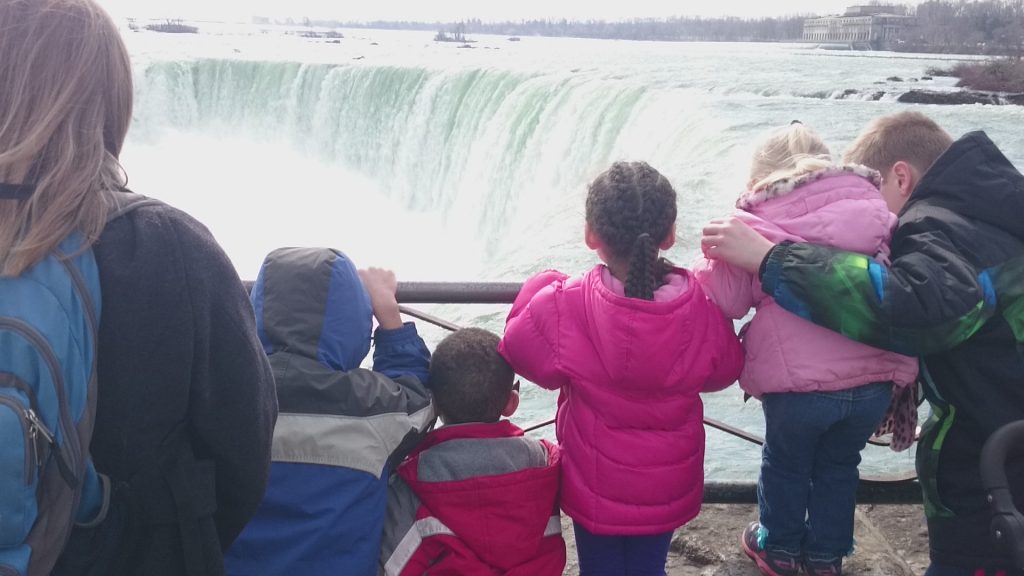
[{"left": 561, "top": 504, "right": 931, "bottom": 575}]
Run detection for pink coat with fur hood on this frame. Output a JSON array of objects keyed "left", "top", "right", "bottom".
[
  {"left": 499, "top": 265, "right": 743, "bottom": 535},
  {"left": 694, "top": 166, "right": 918, "bottom": 398}
]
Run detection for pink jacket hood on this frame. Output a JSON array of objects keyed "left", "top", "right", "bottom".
[
  {"left": 499, "top": 265, "right": 743, "bottom": 535},
  {"left": 695, "top": 166, "right": 918, "bottom": 397}
]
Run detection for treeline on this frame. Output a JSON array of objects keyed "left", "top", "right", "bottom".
[
  {"left": 901, "top": 0, "right": 1024, "bottom": 56},
  {"left": 323, "top": 16, "right": 807, "bottom": 43},
  {"left": 293, "top": 0, "right": 1023, "bottom": 53}
]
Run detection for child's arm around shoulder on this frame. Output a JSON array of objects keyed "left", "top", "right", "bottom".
[
  {"left": 499, "top": 269, "right": 571, "bottom": 390},
  {"left": 360, "top": 267, "right": 430, "bottom": 384}
]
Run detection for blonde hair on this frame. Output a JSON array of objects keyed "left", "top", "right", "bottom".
[
  {"left": 843, "top": 111, "right": 953, "bottom": 175},
  {"left": 0, "top": 0, "right": 132, "bottom": 276},
  {"left": 749, "top": 122, "right": 834, "bottom": 192}
]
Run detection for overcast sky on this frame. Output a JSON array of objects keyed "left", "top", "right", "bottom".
[{"left": 96, "top": 0, "right": 903, "bottom": 22}]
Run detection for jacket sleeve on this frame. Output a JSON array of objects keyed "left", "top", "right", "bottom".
[
  {"left": 499, "top": 270, "right": 571, "bottom": 391},
  {"left": 759, "top": 218, "right": 997, "bottom": 356},
  {"left": 700, "top": 296, "right": 744, "bottom": 392},
  {"left": 379, "top": 475, "right": 421, "bottom": 576},
  {"left": 379, "top": 475, "right": 473, "bottom": 576},
  {"left": 692, "top": 255, "right": 756, "bottom": 320},
  {"left": 173, "top": 215, "right": 279, "bottom": 548},
  {"left": 372, "top": 322, "right": 431, "bottom": 385},
  {"left": 993, "top": 254, "right": 1024, "bottom": 350},
  {"left": 369, "top": 323, "right": 434, "bottom": 467}
]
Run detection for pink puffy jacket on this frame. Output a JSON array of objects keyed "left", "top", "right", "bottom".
[
  {"left": 694, "top": 166, "right": 918, "bottom": 398},
  {"left": 499, "top": 265, "right": 743, "bottom": 535}
]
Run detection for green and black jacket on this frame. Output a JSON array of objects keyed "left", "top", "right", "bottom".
[{"left": 759, "top": 132, "right": 1024, "bottom": 569}]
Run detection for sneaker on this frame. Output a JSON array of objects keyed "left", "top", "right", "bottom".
[
  {"left": 803, "top": 555, "right": 843, "bottom": 576},
  {"left": 740, "top": 521, "right": 801, "bottom": 576}
]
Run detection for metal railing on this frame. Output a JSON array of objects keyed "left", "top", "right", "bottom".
[
  {"left": 392, "top": 281, "right": 921, "bottom": 504},
  {"left": 245, "top": 279, "right": 921, "bottom": 503}
]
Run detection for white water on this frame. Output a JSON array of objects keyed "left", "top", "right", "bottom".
[{"left": 121, "top": 25, "right": 1024, "bottom": 480}]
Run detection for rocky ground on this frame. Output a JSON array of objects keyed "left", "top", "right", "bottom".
[{"left": 561, "top": 504, "right": 930, "bottom": 575}]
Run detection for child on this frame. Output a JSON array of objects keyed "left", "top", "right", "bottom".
[
  {"left": 224, "top": 248, "right": 435, "bottom": 576},
  {"left": 499, "top": 161, "right": 744, "bottom": 576},
  {"left": 379, "top": 327, "right": 565, "bottom": 575},
  {"left": 694, "top": 122, "right": 918, "bottom": 576},
  {"left": 701, "top": 112, "right": 1024, "bottom": 576}
]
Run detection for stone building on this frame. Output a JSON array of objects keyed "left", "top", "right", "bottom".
[{"left": 803, "top": 5, "right": 914, "bottom": 50}]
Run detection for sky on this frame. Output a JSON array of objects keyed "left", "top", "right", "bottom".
[{"left": 95, "top": 0, "right": 898, "bottom": 23}]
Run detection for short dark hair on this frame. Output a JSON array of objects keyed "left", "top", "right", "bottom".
[{"left": 429, "top": 328, "right": 514, "bottom": 424}]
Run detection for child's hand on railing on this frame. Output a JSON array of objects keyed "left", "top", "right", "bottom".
[{"left": 359, "top": 267, "right": 403, "bottom": 330}]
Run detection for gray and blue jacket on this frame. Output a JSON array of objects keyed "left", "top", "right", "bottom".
[{"left": 224, "top": 247, "right": 434, "bottom": 576}]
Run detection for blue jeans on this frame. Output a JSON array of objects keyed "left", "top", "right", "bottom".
[
  {"left": 758, "top": 382, "right": 893, "bottom": 559},
  {"left": 573, "top": 522, "right": 673, "bottom": 576}
]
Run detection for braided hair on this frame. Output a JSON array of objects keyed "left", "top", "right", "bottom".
[{"left": 585, "top": 161, "right": 677, "bottom": 300}]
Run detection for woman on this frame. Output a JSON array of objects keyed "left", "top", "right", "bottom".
[{"left": 0, "top": 1, "right": 277, "bottom": 575}]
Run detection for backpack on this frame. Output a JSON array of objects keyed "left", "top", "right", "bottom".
[{"left": 0, "top": 192, "right": 160, "bottom": 576}]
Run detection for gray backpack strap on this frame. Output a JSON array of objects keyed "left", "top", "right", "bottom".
[{"left": 107, "top": 190, "right": 163, "bottom": 222}]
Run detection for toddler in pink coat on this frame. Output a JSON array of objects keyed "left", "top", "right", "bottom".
[
  {"left": 694, "top": 122, "right": 918, "bottom": 576},
  {"left": 499, "top": 161, "right": 744, "bottom": 576}
]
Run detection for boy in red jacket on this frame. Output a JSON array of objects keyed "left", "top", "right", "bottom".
[{"left": 379, "top": 327, "right": 565, "bottom": 576}]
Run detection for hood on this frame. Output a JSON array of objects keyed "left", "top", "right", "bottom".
[
  {"left": 906, "top": 131, "right": 1024, "bottom": 242},
  {"left": 401, "top": 421, "right": 560, "bottom": 571},
  {"left": 737, "top": 164, "right": 882, "bottom": 210},
  {"left": 736, "top": 166, "right": 896, "bottom": 255},
  {"left": 251, "top": 247, "right": 372, "bottom": 370},
  {"left": 578, "top": 266, "right": 710, "bottom": 391}
]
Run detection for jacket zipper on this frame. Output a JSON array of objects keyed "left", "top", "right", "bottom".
[{"left": 25, "top": 407, "right": 55, "bottom": 475}]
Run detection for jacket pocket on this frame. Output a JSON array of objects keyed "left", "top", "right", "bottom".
[{"left": 0, "top": 392, "right": 37, "bottom": 547}]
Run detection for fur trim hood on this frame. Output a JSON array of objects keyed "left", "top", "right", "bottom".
[{"left": 737, "top": 164, "right": 882, "bottom": 211}]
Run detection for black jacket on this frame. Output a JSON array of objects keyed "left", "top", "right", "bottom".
[
  {"left": 760, "top": 132, "right": 1024, "bottom": 568},
  {"left": 902, "top": 132, "right": 1024, "bottom": 569},
  {"left": 54, "top": 198, "right": 278, "bottom": 576}
]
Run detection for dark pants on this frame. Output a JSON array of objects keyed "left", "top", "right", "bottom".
[
  {"left": 573, "top": 522, "right": 673, "bottom": 576},
  {"left": 759, "top": 382, "right": 893, "bottom": 559}
]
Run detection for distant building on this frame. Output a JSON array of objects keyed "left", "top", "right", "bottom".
[{"left": 802, "top": 5, "right": 914, "bottom": 50}]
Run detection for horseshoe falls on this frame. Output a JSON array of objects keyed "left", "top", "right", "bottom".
[{"left": 122, "top": 27, "right": 1024, "bottom": 479}]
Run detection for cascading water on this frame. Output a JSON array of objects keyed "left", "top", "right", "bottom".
[{"left": 131, "top": 57, "right": 742, "bottom": 278}]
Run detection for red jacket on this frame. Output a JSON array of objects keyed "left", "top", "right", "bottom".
[{"left": 379, "top": 421, "right": 565, "bottom": 575}]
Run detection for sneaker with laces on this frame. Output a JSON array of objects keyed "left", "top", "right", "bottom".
[
  {"left": 740, "top": 521, "right": 801, "bottom": 576},
  {"left": 803, "top": 554, "right": 843, "bottom": 576}
]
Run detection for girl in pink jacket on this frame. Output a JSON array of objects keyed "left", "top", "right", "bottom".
[
  {"left": 499, "top": 161, "right": 744, "bottom": 576},
  {"left": 695, "top": 123, "right": 918, "bottom": 576}
]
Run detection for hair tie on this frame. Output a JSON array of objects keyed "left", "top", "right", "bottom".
[
  {"left": 790, "top": 119, "right": 802, "bottom": 125},
  {"left": 0, "top": 183, "right": 35, "bottom": 199}
]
